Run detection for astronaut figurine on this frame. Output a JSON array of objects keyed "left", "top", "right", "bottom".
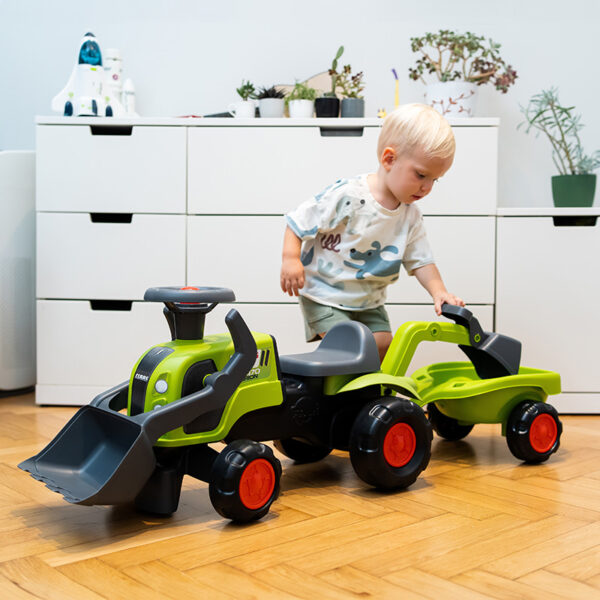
[{"left": 52, "top": 32, "right": 125, "bottom": 117}]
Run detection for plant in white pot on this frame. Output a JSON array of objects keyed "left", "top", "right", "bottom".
[
  {"left": 228, "top": 80, "right": 257, "bottom": 118},
  {"left": 285, "top": 81, "right": 318, "bottom": 118},
  {"left": 257, "top": 85, "right": 286, "bottom": 118},
  {"left": 408, "top": 30, "right": 517, "bottom": 117},
  {"left": 337, "top": 64, "right": 365, "bottom": 117},
  {"left": 519, "top": 87, "right": 600, "bottom": 207}
]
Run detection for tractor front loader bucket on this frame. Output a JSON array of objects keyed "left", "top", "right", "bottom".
[{"left": 19, "top": 309, "right": 256, "bottom": 506}]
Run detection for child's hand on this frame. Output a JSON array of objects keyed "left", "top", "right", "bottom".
[
  {"left": 433, "top": 292, "right": 465, "bottom": 316},
  {"left": 280, "top": 258, "right": 305, "bottom": 296}
]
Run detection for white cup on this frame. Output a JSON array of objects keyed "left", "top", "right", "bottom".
[{"left": 228, "top": 100, "right": 256, "bottom": 118}]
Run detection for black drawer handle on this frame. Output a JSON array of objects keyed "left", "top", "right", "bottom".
[
  {"left": 90, "top": 300, "right": 133, "bottom": 311},
  {"left": 90, "top": 125, "right": 133, "bottom": 136},
  {"left": 553, "top": 216, "right": 597, "bottom": 227},
  {"left": 90, "top": 213, "right": 133, "bottom": 223},
  {"left": 319, "top": 127, "right": 364, "bottom": 137}
]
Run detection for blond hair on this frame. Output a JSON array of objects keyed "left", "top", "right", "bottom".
[{"left": 377, "top": 104, "right": 455, "bottom": 161}]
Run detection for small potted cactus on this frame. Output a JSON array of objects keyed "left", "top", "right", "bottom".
[
  {"left": 257, "top": 86, "right": 286, "bottom": 118},
  {"left": 315, "top": 46, "right": 344, "bottom": 118}
]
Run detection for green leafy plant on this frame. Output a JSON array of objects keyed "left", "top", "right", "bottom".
[
  {"left": 257, "top": 86, "right": 285, "bottom": 100},
  {"left": 519, "top": 87, "right": 600, "bottom": 175},
  {"left": 285, "top": 81, "right": 319, "bottom": 104},
  {"left": 325, "top": 45, "right": 344, "bottom": 97},
  {"left": 336, "top": 65, "right": 365, "bottom": 99},
  {"left": 236, "top": 80, "right": 257, "bottom": 100},
  {"left": 408, "top": 30, "right": 517, "bottom": 93}
]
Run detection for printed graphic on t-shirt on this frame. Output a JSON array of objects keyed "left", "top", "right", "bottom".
[{"left": 286, "top": 175, "right": 434, "bottom": 310}]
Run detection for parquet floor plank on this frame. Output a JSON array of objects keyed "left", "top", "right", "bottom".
[{"left": 0, "top": 394, "right": 598, "bottom": 599}]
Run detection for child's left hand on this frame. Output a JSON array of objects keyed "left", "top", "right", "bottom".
[{"left": 433, "top": 292, "right": 465, "bottom": 316}]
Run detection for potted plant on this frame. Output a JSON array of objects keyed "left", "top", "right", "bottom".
[
  {"left": 408, "top": 30, "right": 517, "bottom": 117},
  {"left": 285, "top": 81, "right": 318, "bottom": 118},
  {"left": 337, "top": 64, "right": 365, "bottom": 117},
  {"left": 256, "top": 85, "right": 285, "bottom": 118},
  {"left": 519, "top": 87, "right": 599, "bottom": 207},
  {"left": 228, "top": 80, "right": 257, "bottom": 118},
  {"left": 315, "top": 46, "right": 344, "bottom": 118}
]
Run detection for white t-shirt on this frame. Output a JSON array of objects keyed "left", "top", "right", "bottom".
[{"left": 285, "top": 174, "right": 434, "bottom": 310}]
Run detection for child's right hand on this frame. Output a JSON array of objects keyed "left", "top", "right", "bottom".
[{"left": 280, "top": 258, "right": 305, "bottom": 296}]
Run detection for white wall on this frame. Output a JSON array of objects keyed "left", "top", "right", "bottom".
[{"left": 1, "top": 0, "right": 599, "bottom": 207}]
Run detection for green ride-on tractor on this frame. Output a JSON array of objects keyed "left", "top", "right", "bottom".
[{"left": 20, "top": 286, "right": 562, "bottom": 523}]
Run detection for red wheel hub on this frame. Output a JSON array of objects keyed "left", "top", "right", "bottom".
[
  {"left": 239, "top": 458, "right": 276, "bottom": 510},
  {"left": 383, "top": 423, "right": 416, "bottom": 467},
  {"left": 529, "top": 413, "right": 558, "bottom": 453}
]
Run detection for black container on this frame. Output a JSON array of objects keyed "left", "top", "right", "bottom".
[{"left": 315, "top": 96, "right": 340, "bottom": 118}]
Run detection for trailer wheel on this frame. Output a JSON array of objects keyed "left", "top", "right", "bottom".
[
  {"left": 349, "top": 397, "right": 432, "bottom": 490},
  {"left": 273, "top": 438, "right": 331, "bottom": 463},
  {"left": 209, "top": 439, "right": 281, "bottom": 522},
  {"left": 506, "top": 401, "right": 562, "bottom": 463},
  {"left": 427, "top": 402, "right": 474, "bottom": 441}
]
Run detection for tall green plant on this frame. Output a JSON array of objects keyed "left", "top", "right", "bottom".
[
  {"left": 519, "top": 88, "right": 600, "bottom": 175},
  {"left": 326, "top": 45, "right": 344, "bottom": 97}
]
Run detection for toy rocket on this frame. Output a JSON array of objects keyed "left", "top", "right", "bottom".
[{"left": 52, "top": 32, "right": 125, "bottom": 117}]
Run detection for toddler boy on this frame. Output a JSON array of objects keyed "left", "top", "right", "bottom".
[{"left": 280, "top": 104, "right": 464, "bottom": 360}]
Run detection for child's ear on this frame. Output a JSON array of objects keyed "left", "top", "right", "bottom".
[{"left": 381, "top": 146, "right": 396, "bottom": 170}]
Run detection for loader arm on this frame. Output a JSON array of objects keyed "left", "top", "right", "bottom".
[{"left": 381, "top": 321, "right": 471, "bottom": 378}]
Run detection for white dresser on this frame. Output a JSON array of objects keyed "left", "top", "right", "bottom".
[
  {"left": 35, "top": 116, "right": 498, "bottom": 405},
  {"left": 496, "top": 207, "right": 600, "bottom": 413}
]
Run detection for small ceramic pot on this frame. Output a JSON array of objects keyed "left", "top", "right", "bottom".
[
  {"left": 288, "top": 99, "right": 314, "bottom": 118},
  {"left": 315, "top": 97, "right": 340, "bottom": 118},
  {"left": 340, "top": 97, "right": 365, "bottom": 118},
  {"left": 258, "top": 98, "right": 285, "bottom": 118},
  {"left": 551, "top": 174, "right": 596, "bottom": 207}
]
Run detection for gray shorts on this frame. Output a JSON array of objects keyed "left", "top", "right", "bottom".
[{"left": 299, "top": 295, "right": 391, "bottom": 342}]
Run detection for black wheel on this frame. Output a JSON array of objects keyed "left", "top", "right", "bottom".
[
  {"left": 209, "top": 439, "right": 282, "bottom": 522},
  {"left": 273, "top": 438, "right": 331, "bottom": 463},
  {"left": 427, "top": 402, "right": 474, "bottom": 441},
  {"left": 349, "top": 397, "right": 432, "bottom": 490},
  {"left": 506, "top": 401, "right": 562, "bottom": 463}
]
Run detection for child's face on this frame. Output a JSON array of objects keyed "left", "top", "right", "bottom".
[{"left": 382, "top": 147, "right": 453, "bottom": 205}]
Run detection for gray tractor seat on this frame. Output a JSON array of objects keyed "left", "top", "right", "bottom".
[{"left": 279, "top": 321, "right": 381, "bottom": 377}]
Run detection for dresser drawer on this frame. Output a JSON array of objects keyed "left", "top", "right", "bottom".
[
  {"left": 37, "top": 212, "right": 186, "bottom": 299},
  {"left": 188, "top": 215, "right": 495, "bottom": 304},
  {"left": 496, "top": 216, "right": 600, "bottom": 394},
  {"left": 36, "top": 300, "right": 168, "bottom": 394},
  {"left": 36, "top": 125, "right": 186, "bottom": 213},
  {"left": 187, "top": 125, "right": 380, "bottom": 215}
]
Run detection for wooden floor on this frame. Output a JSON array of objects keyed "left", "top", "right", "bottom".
[{"left": 1, "top": 393, "right": 599, "bottom": 599}]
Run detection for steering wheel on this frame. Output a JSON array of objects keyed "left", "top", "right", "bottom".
[{"left": 144, "top": 286, "right": 235, "bottom": 312}]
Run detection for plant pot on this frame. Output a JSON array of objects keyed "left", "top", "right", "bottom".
[
  {"left": 340, "top": 97, "right": 365, "bottom": 118},
  {"left": 288, "top": 99, "right": 314, "bottom": 119},
  {"left": 425, "top": 82, "right": 477, "bottom": 117},
  {"left": 258, "top": 98, "right": 285, "bottom": 118},
  {"left": 551, "top": 174, "right": 596, "bottom": 207},
  {"left": 315, "top": 97, "right": 340, "bottom": 118}
]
